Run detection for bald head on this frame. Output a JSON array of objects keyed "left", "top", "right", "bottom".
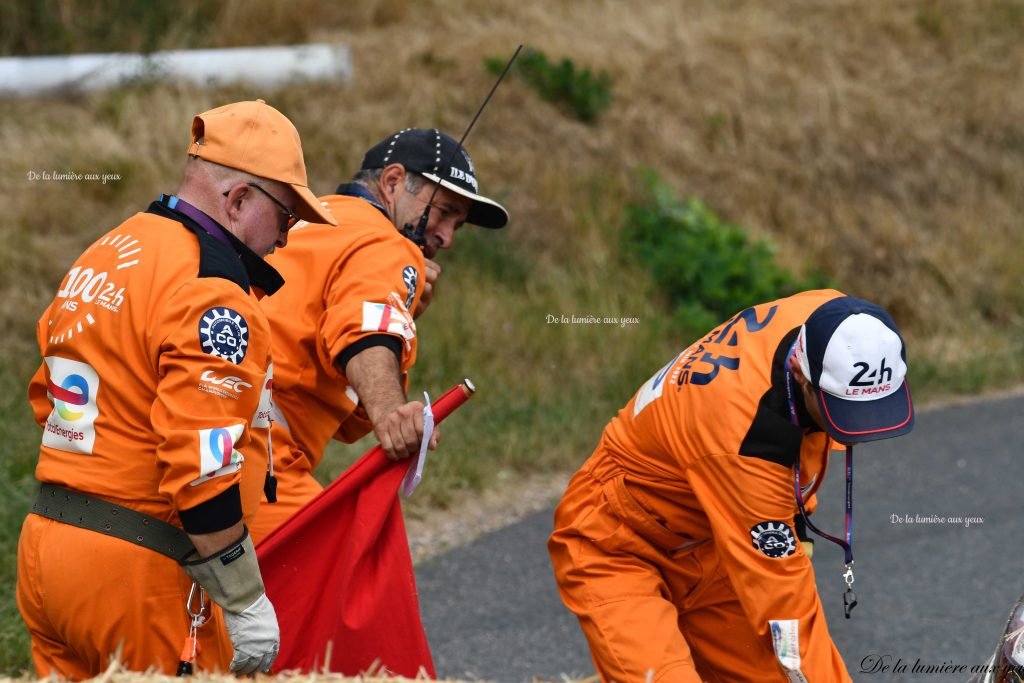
[
  {"left": 175, "top": 156, "right": 299, "bottom": 256},
  {"left": 177, "top": 157, "right": 292, "bottom": 219}
]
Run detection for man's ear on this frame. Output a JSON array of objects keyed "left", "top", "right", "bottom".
[
  {"left": 379, "top": 164, "right": 406, "bottom": 201},
  {"left": 223, "top": 182, "right": 251, "bottom": 220}
]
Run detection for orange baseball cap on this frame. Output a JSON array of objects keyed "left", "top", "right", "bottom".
[{"left": 187, "top": 100, "right": 336, "bottom": 226}]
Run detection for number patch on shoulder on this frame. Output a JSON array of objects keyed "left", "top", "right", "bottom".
[{"left": 675, "top": 305, "right": 777, "bottom": 387}]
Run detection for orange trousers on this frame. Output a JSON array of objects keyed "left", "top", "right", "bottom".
[
  {"left": 549, "top": 468, "right": 798, "bottom": 683},
  {"left": 17, "top": 513, "right": 233, "bottom": 679}
]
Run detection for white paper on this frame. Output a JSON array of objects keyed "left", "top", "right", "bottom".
[{"left": 401, "top": 392, "right": 433, "bottom": 497}]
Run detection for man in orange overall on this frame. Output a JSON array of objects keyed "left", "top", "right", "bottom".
[
  {"left": 16, "top": 100, "right": 336, "bottom": 679},
  {"left": 249, "top": 128, "right": 508, "bottom": 541},
  {"left": 549, "top": 290, "right": 916, "bottom": 682}
]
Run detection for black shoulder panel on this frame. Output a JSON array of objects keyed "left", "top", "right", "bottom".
[
  {"left": 738, "top": 327, "right": 804, "bottom": 468},
  {"left": 145, "top": 201, "right": 250, "bottom": 292},
  {"left": 192, "top": 227, "right": 250, "bottom": 291}
]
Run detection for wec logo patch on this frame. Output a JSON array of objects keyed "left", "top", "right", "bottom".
[
  {"left": 198, "top": 370, "right": 252, "bottom": 400},
  {"left": 200, "top": 371, "right": 252, "bottom": 392},
  {"left": 750, "top": 521, "right": 797, "bottom": 559},
  {"left": 199, "top": 308, "right": 249, "bottom": 365}
]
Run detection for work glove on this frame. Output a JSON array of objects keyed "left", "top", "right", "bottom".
[
  {"left": 222, "top": 593, "right": 280, "bottom": 675},
  {"left": 182, "top": 528, "right": 280, "bottom": 674}
]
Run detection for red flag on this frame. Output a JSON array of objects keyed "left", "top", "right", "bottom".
[{"left": 256, "top": 382, "right": 475, "bottom": 676}]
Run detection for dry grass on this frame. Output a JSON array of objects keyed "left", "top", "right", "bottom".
[
  {"left": 0, "top": 657, "right": 499, "bottom": 683},
  {"left": 0, "top": 647, "right": 591, "bottom": 683},
  {"left": 4, "top": 0, "right": 1023, "bottom": 366}
]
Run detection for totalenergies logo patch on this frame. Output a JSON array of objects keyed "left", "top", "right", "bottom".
[
  {"left": 43, "top": 357, "right": 100, "bottom": 455},
  {"left": 48, "top": 374, "right": 90, "bottom": 420}
]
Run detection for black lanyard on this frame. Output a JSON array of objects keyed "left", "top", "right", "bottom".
[{"left": 785, "top": 342, "right": 859, "bottom": 618}]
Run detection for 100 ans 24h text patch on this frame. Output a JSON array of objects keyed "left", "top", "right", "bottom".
[{"left": 199, "top": 308, "right": 249, "bottom": 364}]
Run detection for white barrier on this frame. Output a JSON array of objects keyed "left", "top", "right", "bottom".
[{"left": 0, "top": 43, "right": 352, "bottom": 96}]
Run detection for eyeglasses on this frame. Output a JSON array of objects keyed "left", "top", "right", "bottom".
[
  {"left": 410, "top": 186, "right": 467, "bottom": 228},
  {"left": 223, "top": 182, "right": 298, "bottom": 230}
]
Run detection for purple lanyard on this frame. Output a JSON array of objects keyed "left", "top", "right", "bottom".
[
  {"left": 785, "top": 342, "right": 859, "bottom": 617},
  {"left": 161, "top": 195, "right": 234, "bottom": 250}
]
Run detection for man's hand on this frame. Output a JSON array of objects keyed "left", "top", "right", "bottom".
[
  {"left": 344, "top": 345, "right": 439, "bottom": 460},
  {"left": 372, "top": 400, "right": 440, "bottom": 461},
  {"left": 413, "top": 259, "right": 441, "bottom": 319},
  {"left": 222, "top": 594, "right": 279, "bottom": 675}
]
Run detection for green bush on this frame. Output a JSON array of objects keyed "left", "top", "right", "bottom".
[
  {"left": 623, "top": 170, "right": 833, "bottom": 335},
  {"left": 486, "top": 47, "right": 612, "bottom": 123}
]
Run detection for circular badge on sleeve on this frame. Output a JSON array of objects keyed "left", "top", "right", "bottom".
[
  {"left": 199, "top": 307, "right": 249, "bottom": 364},
  {"left": 402, "top": 265, "right": 419, "bottom": 309},
  {"left": 750, "top": 521, "right": 797, "bottom": 559}
]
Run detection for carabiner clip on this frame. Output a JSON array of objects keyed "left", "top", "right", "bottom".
[
  {"left": 178, "top": 582, "right": 209, "bottom": 676},
  {"left": 842, "top": 563, "right": 857, "bottom": 618},
  {"left": 186, "top": 581, "right": 208, "bottom": 626}
]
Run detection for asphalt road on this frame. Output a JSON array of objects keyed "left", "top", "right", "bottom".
[{"left": 416, "top": 392, "right": 1024, "bottom": 682}]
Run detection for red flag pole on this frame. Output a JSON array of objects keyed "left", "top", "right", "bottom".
[
  {"left": 427, "top": 378, "right": 476, "bottom": 424},
  {"left": 256, "top": 379, "right": 478, "bottom": 676},
  {"left": 258, "top": 378, "right": 477, "bottom": 547}
]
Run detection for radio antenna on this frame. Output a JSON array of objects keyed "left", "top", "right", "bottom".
[{"left": 400, "top": 44, "right": 522, "bottom": 250}]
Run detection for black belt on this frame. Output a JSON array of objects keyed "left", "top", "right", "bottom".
[{"left": 32, "top": 484, "right": 197, "bottom": 564}]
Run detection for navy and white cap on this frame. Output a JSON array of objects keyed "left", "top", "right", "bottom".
[
  {"left": 360, "top": 128, "right": 509, "bottom": 229},
  {"left": 793, "top": 296, "right": 915, "bottom": 443}
]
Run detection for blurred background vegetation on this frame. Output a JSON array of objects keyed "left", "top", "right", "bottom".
[{"left": 1, "top": 0, "right": 1023, "bottom": 674}]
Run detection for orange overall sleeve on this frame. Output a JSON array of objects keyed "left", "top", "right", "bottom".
[
  {"left": 150, "top": 278, "right": 270, "bottom": 528},
  {"left": 317, "top": 236, "right": 424, "bottom": 381},
  {"left": 688, "top": 453, "right": 852, "bottom": 682}
]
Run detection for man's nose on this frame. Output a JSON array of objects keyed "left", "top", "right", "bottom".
[{"left": 433, "top": 222, "right": 455, "bottom": 250}]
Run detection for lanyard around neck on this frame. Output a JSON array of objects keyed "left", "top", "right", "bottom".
[
  {"left": 785, "top": 342, "right": 859, "bottom": 617},
  {"left": 159, "top": 195, "right": 234, "bottom": 250}
]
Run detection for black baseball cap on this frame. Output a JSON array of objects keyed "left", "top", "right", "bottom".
[
  {"left": 360, "top": 128, "right": 509, "bottom": 229},
  {"left": 793, "top": 296, "right": 915, "bottom": 443}
]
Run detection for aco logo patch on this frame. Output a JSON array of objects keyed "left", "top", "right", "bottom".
[
  {"left": 750, "top": 521, "right": 797, "bottom": 559},
  {"left": 199, "top": 307, "right": 249, "bottom": 365},
  {"left": 402, "top": 265, "right": 418, "bottom": 309}
]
